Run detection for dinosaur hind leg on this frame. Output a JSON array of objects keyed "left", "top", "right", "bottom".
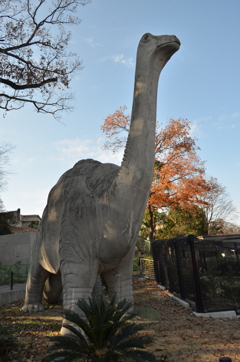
[
  {"left": 43, "top": 272, "right": 62, "bottom": 304},
  {"left": 22, "top": 262, "right": 49, "bottom": 312}
]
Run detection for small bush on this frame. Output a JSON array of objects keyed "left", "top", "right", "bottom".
[
  {"left": 44, "top": 295, "right": 155, "bottom": 361},
  {"left": 0, "top": 323, "right": 18, "bottom": 358}
]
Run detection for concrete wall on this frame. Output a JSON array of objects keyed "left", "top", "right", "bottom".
[{"left": 0, "top": 233, "right": 36, "bottom": 265}]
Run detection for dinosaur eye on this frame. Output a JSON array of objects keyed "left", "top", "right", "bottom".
[{"left": 141, "top": 33, "right": 152, "bottom": 43}]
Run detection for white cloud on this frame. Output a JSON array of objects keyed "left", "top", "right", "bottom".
[
  {"left": 46, "top": 156, "right": 66, "bottom": 162},
  {"left": 218, "top": 112, "right": 240, "bottom": 121},
  {"left": 189, "top": 116, "right": 212, "bottom": 137},
  {"left": 55, "top": 138, "right": 94, "bottom": 156},
  {"left": 189, "top": 116, "right": 211, "bottom": 138},
  {"left": 11, "top": 156, "right": 37, "bottom": 166},
  {"left": 85, "top": 38, "right": 101, "bottom": 48},
  {"left": 193, "top": 116, "right": 212, "bottom": 122},
  {"left": 102, "top": 54, "right": 134, "bottom": 68},
  {"left": 219, "top": 113, "right": 228, "bottom": 121},
  {"left": 18, "top": 188, "right": 49, "bottom": 215},
  {"left": 189, "top": 116, "right": 214, "bottom": 138},
  {"left": 189, "top": 122, "right": 198, "bottom": 136},
  {"left": 232, "top": 112, "right": 240, "bottom": 119},
  {"left": 54, "top": 138, "right": 123, "bottom": 165}
]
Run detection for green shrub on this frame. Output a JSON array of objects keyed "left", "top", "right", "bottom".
[
  {"left": 0, "top": 265, "right": 10, "bottom": 284},
  {"left": 44, "top": 295, "right": 155, "bottom": 361},
  {"left": 0, "top": 323, "right": 18, "bottom": 358},
  {"left": 133, "top": 257, "right": 140, "bottom": 271},
  {"left": 220, "top": 282, "right": 240, "bottom": 306}
]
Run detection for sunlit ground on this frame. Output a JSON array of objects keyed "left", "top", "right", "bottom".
[{"left": 1, "top": 281, "right": 240, "bottom": 361}]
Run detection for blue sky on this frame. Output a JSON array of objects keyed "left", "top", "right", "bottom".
[{"left": 1, "top": 0, "right": 240, "bottom": 224}]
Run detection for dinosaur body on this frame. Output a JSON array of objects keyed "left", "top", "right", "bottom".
[
  {"left": 22, "top": 33, "right": 180, "bottom": 334},
  {"left": 38, "top": 159, "right": 120, "bottom": 274}
]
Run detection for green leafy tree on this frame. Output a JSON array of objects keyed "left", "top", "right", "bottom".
[
  {"left": 139, "top": 209, "right": 164, "bottom": 241},
  {"left": 28, "top": 220, "right": 39, "bottom": 229},
  {"left": 45, "top": 295, "right": 155, "bottom": 361},
  {"left": 0, "top": 212, "right": 12, "bottom": 235},
  {"left": 155, "top": 206, "right": 206, "bottom": 239}
]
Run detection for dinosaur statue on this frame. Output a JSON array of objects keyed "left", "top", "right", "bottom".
[{"left": 22, "top": 33, "right": 180, "bottom": 334}]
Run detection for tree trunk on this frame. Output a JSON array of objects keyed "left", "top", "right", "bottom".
[{"left": 148, "top": 204, "right": 156, "bottom": 242}]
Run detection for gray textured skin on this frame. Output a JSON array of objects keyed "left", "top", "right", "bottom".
[{"left": 22, "top": 33, "right": 180, "bottom": 334}]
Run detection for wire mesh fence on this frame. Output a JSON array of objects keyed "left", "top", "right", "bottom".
[
  {"left": 152, "top": 234, "right": 240, "bottom": 313},
  {"left": 141, "top": 258, "right": 155, "bottom": 279},
  {"left": 0, "top": 264, "right": 29, "bottom": 285}
]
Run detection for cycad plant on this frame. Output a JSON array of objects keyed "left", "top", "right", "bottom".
[
  {"left": 44, "top": 295, "right": 155, "bottom": 361},
  {"left": 0, "top": 323, "right": 18, "bottom": 359}
]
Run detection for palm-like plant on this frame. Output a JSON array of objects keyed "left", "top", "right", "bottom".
[
  {"left": 44, "top": 295, "right": 155, "bottom": 361},
  {"left": 0, "top": 323, "right": 18, "bottom": 358}
]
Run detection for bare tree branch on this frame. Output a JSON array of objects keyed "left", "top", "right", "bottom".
[
  {"left": 0, "top": 76, "right": 58, "bottom": 90},
  {"left": 0, "top": 90, "right": 74, "bottom": 119},
  {"left": 0, "top": 143, "right": 14, "bottom": 190},
  {"left": 0, "top": 0, "right": 91, "bottom": 118},
  {"left": 201, "top": 176, "right": 238, "bottom": 234}
]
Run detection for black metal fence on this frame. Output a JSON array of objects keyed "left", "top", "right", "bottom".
[
  {"left": 152, "top": 234, "right": 240, "bottom": 313},
  {"left": 0, "top": 264, "right": 29, "bottom": 285}
]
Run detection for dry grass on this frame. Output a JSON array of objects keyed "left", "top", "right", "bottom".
[
  {"left": 1, "top": 279, "right": 240, "bottom": 361},
  {"left": 133, "top": 279, "right": 240, "bottom": 362}
]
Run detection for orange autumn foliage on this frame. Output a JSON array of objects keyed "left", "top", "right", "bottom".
[
  {"left": 151, "top": 118, "right": 210, "bottom": 210},
  {"left": 101, "top": 106, "right": 211, "bottom": 239},
  {"left": 101, "top": 105, "right": 130, "bottom": 154}
]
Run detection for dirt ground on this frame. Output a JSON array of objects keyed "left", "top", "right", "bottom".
[
  {"left": 133, "top": 279, "right": 240, "bottom": 362},
  {"left": 1, "top": 278, "right": 240, "bottom": 362}
]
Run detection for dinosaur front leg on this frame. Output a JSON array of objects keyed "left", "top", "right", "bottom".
[
  {"left": 59, "top": 242, "right": 99, "bottom": 335},
  {"left": 22, "top": 262, "right": 49, "bottom": 312},
  {"left": 103, "top": 245, "right": 135, "bottom": 306}
]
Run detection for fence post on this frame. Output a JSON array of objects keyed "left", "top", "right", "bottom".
[
  {"left": 188, "top": 235, "right": 204, "bottom": 313},
  {"left": 10, "top": 271, "right": 13, "bottom": 290},
  {"left": 174, "top": 241, "right": 186, "bottom": 300},
  {"left": 163, "top": 243, "right": 171, "bottom": 290},
  {"left": 152, "top": 241, "right": 160, "bottom": 283}
]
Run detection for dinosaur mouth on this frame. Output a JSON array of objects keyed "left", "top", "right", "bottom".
[{"left": 157, "top": 40, "right": 181, "bottom": 50}]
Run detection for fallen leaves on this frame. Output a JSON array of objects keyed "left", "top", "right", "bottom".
[
  {"left": 133, "top": 279, "right": 240, "bottom": 362},
  {"left": 0, "top": 301, "right": 61, "bottom": 361},
  {"left": 1, "top": 280, "right": 240, "bottom": 362}
]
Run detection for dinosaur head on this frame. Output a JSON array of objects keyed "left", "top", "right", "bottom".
[{"left": 137, "top": 33, "right": 180, "bottom": 70}]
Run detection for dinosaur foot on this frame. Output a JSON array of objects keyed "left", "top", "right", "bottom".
[
  {"left": 60, "top": 320, "right": 86, "bottom": 338},
  {"left": 22, "top": 303, "right": 45, "bottom": 313},
  {"left": 60, "top": 325, "right": 74, "bottom": 337}
]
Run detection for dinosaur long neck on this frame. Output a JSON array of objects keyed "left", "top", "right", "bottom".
[{"left": 114, "top": 57, "right": 163, "bottom": 217}]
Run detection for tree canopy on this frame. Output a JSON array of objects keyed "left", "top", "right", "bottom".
[
  {"left": 0, "top": 0, "right": 90, "bottom": 119},
  {"left": 101, "top": 106, "right": 211, "bottom": 240},
  {"left": 156, "top": 206, "right": 206, "bottom": 239},
  {"left": 201, "top": 176, "right": 238, "bottom": 235},
  {"left": 0, "top": 210, "right": 15, "bottom": 234}
]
